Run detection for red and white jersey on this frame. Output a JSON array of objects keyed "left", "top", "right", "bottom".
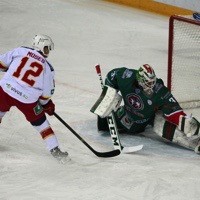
[{"left": 0, "top": 47, "right": 55, "bottom": 104}]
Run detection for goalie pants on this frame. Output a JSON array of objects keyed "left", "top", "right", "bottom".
[
  {"left": 0, "top": 86, "right": 59, "bottom": 151},
  {"left": 114, "top": 106, "right": 154, "bottom": 134}
]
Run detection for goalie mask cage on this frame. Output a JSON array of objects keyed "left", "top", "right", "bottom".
[{"left": 168, "top": 15, "right": 200, "bottom": 108}]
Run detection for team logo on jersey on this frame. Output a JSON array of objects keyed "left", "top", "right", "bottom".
[
  {"left": 122, "top": 69, "right": 133, "bottom": 79},
  {"left": 110, "top": 71, "right": 116, "bottom": 80},
  {"left": 34, "top": 103, "right": 43, "bottom": 115},
  {"left": 127, "top": 94, "right": 144, "bottom": 110}
]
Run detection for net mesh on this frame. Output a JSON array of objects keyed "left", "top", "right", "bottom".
[{"left": 169, "top": 15, "right": 200, "bottom": 108}]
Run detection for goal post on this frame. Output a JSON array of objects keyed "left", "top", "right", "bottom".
[{"left": 168, "top": 15, "right": 200, "bottom": 108}]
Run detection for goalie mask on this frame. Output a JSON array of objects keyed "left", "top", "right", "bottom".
[
  {"left": 136, "top": 64, "right": 157, "bottom": 96},
  {"left": 32, "top": 34, "right": 54, "bottom": 57}
]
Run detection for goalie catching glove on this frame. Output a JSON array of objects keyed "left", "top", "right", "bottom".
[
  {"left": 90, "top": 85, "right": 122, "bottom": 118},
  {"left": 178, "top": 115, "right": 200, "bottom": 137}
]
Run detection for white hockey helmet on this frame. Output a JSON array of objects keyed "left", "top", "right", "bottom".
[
  {"left": 32, "top": 34, "right": 54, "bottom": 57},
  {"left": 136, "top": 64, "right": 157, "bottom": 96}
]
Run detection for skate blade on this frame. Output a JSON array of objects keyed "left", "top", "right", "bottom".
[{"left": 59, "top": 156, "right": 71, "bottom": 164}]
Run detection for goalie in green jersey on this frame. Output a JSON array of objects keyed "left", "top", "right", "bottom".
[{"left": 91, "top": 64, "right": 200, "bottom": 154}]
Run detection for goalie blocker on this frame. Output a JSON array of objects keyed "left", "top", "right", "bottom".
[{"left": 90, "top": 85, "right": 122, "bottom": 118}]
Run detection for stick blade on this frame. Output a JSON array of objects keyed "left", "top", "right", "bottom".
[
  {"left": 94, "top": 149, "right": 121, "bottom": 157},
  {"left": 122, "top": 145, "right": 143, "bottom": 154}
]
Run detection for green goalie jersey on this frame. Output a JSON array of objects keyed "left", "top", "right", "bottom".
[{"left": 105, "top": 67, "right": 183, "bottom": 133}]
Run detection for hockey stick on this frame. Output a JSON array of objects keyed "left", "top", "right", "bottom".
[
  {"left": 54, "top": 112, "right": 120, "bottom": 158},
  {"left": 95, "top": 64, "right": 143, "bottom": 153}
]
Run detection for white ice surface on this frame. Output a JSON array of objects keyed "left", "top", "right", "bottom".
[{"left": 0, "top": 0, "right": 200, "bottom": 200}]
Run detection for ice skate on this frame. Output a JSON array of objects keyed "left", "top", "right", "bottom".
[{"left": 50, "top": 146, "right": 70, "bottom": 164}]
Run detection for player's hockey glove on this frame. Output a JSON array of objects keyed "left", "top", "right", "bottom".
[{"left": 42, "top": 99, "right": 55, "bottom": 116}]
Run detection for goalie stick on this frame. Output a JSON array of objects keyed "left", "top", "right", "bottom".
[
  {"left": 54, "top": 112, "right": 120, "bottom": 158},
  {"left": 95, "top": 64, "right": 143, "bottom": 153}
]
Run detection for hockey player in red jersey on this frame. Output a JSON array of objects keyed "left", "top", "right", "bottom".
[
  {"left": 0, "top": 34, "right": 69, "bottom": 163},
  {"left": 91, "top": 64, "right": 200, "bottom": 154}
]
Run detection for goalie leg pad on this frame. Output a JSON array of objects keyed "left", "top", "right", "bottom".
[
  {"left": 194, "top": 141, "right": 200, "bottom": 154},
  {"left": 90, "top": 86, "right": 122, "bottom": 118},
  {"left": 173, "top": 131, "right": 200, "bottom": 151},
  {"left": 162, "top": 121, "right": 176, "bottom": 141},
  {"left": 178, "top": 115, "right": 200, "bottom": 137},
  {"left": 154, "top": 112, "right": 200, "bottom": 152},
  {"left": 153, "top": 113, "right": 176, "bottom": 141}
]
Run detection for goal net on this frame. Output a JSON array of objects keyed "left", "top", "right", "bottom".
[{"left": 168, "top": 15, "right": 200, "bottom": 109}]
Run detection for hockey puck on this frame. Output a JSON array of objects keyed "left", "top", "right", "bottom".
[{"left": 193, "top": 12, "right": 200, "bottom": 20}]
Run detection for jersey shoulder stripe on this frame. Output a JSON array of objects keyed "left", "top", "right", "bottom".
[{"left": 46, "top": 61, "right": 54, "bottom": 72}]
